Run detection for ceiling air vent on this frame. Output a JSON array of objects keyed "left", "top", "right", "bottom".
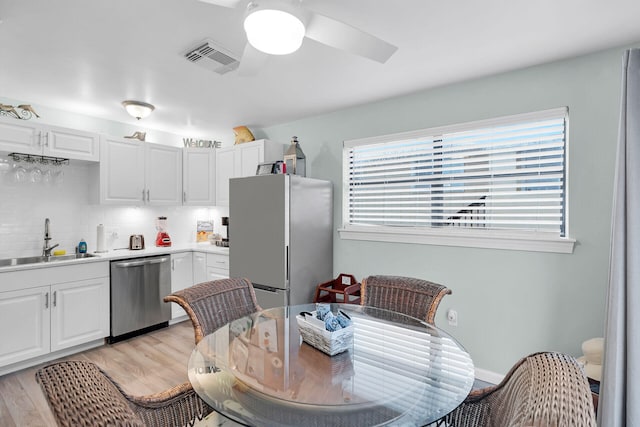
[{"left": 184, "top": 39, "right": 240, "bottom": 75}]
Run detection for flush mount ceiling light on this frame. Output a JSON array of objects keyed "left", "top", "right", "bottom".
[
  {"left": 243, "top": 1, "right": 306, "bottom": 55},
  {"left": 122, "top": 100, "right": 155, "bottom": 120}
]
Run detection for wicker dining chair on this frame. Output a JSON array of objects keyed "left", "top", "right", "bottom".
[
  {"left": 360, "top": 275, "right": 451, "bottom": 325},
  {"left": 164, "top": 277, "right": 262, "bottom": 344},
  {"left": 35, "top": 360, "right": 212, "bottom": 427},
  {"left": 443, "top": 352, "right": 597, "bottom": 427}
]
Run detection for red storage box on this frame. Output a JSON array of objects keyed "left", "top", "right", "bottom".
[{"left": 313, "top": 274, "right": 361, "bottom": 304}]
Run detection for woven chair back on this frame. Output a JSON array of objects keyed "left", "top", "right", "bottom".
[
  {"left": 446, "top": 352, "right": 597, "bottom": 426},
  {"left": 361, "top": 275, "right": 451, "bottom": 325},
  {"left": 164, "top": 277, "right": 261, "bottom": 344}
]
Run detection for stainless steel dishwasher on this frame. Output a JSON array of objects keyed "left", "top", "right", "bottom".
[{"left": 109, "top": 255, "right": 171, "bottom": 342}]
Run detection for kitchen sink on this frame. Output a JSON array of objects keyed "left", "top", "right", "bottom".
[{"left": 0, "top": 253, "right": 99, "bottom": 267}]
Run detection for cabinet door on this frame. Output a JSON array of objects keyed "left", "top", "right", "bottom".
[
  {"left": 193, "top": 252, "right": 208, "bottom": 285},
  {"left": 146, "top": 144, "right": 182, "bottom": 205},
  {"left": 0, "top": 117, "right": 41, "bottom": 154},
  {"left": 215, "top": 147, "right": 235, "bottom": 206},
  {"left": 100, "top": 137, "right": 145, "bottom": 204},
  {"left": 170, "top": 252, "right": 194, "bottom": 319},
  {"left": 237, "top": 142, "right": 263, "bottom": 177},
  {"left": 0, "top": 286, "right": 50, "bottom": 367},
  {"left": 50, "top": 278, "right": 109, "bottom": 352},
  {"left": 183, "top": 149, "right": 215, "bottom": 205},
  {"left": 45, "top": 126, "right": 99, "bottom": 161}
]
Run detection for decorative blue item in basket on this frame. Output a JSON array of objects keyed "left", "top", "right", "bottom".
[
  {"left": 324, "top": 312, "right": 341, "bottom": 332},
  {"left": 336, "top": 310, "right": 352, "bottom": 328},
  {"left": 316, "top": 303, "right": 330, "bottom": 320}
]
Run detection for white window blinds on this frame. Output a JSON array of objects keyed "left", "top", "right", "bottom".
[{"left": 344, "top": 108, "right": 568, "bottom": 236}]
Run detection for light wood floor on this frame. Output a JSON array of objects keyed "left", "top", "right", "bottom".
[{"left": 0, "top": 321, "right": 195, "bottom": 427}]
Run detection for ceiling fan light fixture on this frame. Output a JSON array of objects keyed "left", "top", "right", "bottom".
[
  {"left": 122, "top": 100, "right": 155, "bottom": 120},
  {"left": 244, "top": 8, "right": 305, "bottom": 55}
]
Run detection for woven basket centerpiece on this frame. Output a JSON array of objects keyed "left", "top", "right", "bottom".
[{"left": 296, "top": 305, "right": 354, "bottom": 356}]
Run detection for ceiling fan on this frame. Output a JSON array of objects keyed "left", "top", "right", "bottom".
[{"left": 197, "top": 0, "right": 398, "bottom": 75}]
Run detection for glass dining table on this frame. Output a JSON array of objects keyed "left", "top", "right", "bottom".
[{"left": 188, "top": 303, "right": 474, "bottom": 427}]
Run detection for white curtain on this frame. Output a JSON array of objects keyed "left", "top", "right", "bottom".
[{"left": 599, "top": 48, "right": 640, "bottom": 426}]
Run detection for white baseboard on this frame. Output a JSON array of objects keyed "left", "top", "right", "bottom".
[
  {"left": 168, "top": 315, "right": 188, "bottom": 325},
  {"left": 0, "top": 339, "right": 104, "bottom": 377},
  {"left": 475, "top": 366, "right": 504, "bottom": 385}
]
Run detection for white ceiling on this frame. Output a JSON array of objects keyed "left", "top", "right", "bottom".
[{"left": 1, "top": 0, "right": 639, "bottom": 141}]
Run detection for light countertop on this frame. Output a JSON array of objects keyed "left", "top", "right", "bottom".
[{"left": 0, "top": 243, "right": 229, "bottom": 273}]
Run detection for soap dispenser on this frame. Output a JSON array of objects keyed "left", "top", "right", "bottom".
[{"left": 78, "top": 238, "right": 87, "bottom": 254}]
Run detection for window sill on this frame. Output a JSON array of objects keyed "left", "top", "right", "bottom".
[{"left": 338, "top": 226, "right": 575, "bottom": 254}]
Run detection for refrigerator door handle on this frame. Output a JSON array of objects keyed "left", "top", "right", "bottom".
[
  {"left": 252, "top": 283, "right": 280, "bottom": 293},
  {"left": 286, "top": 245, "right": 289, "bottom": 282}
]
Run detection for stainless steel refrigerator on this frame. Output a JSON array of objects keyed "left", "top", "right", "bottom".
[{"left": 229, "top": 174, "right": 333, "bottom": 309}]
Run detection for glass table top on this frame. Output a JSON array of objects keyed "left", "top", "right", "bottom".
[{"left": 189, "top": 303, "right": 474, "bottom": 427}]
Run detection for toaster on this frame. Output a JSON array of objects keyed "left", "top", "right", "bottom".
[{"left": 129, "top": 234, "right": 145, "bottom": 250}]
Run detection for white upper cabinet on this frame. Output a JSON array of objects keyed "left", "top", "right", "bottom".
[
  {"left": 215, "top": 139, "right": 286, "bottom": 206},
  {"left": 46, "top": 126, "right": 100, "bottom": 161},
  {"left": 183, "top": 148, "right": 216, "bottom": 205},
  {"left": 236, "top": 142, "right": 263, "bottom": 177},
  {"left": 0, "top": 118, "right": 39, "bottom": 154},
  {"left": 99, "top": 136, "right": 182, "bottom": 205},
  {"left": 146, "top": 143, "right": 183, "bottom": 205},
  {"left": 215, "top": 147, "right": 235, "bottom": 207},
  {"left": 0, "top": 117, "right": 99, "bottom": 161},
  {"left": 99, "top": 137, "right": 146, "bottom": 204}
]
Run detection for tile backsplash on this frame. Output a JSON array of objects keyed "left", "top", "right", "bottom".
[{"left": 0, "top": 160, "right": 227, "bottom": 259}]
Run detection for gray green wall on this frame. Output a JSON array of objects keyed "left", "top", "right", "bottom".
[{"left": 262, "top": 44, "right": 631, "bottom": 375}]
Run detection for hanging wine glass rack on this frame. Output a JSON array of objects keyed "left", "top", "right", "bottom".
[{"left": 8, "top": 152, "right": 69, "bottom": 166}]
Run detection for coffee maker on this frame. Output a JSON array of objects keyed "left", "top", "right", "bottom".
[
  {"left": 155, "top": 216, "right": 172, "bottom": 247},
  {"left": 217, "top": 217, "right": 229, "bottom": 247}
]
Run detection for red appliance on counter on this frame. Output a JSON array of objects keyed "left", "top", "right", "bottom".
[{"left": 155, "top": 216, "right": 172, "bottom": 247}]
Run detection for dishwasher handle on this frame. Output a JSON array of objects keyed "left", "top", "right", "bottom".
[{"left": 113, "top": 257, "right": 170, "bottom": 268}]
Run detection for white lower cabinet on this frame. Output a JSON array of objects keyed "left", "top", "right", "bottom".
[
  {"left": 206, "top": 253, "right": 229, "bottom": 281},
  {"left": 0, "top": 262, "right": 109, "bottom": 373},
  {"left": 171, "top": 251, "right": 228, "bottom": 320},
  {"left": 0, "top": 286, "right": 50, "bottom": 366},
  {"left": 50, "top": 278, "right": 110, "bottom": 352},
  {"left": 193, "top": 252, "right": 208, "bottom": 285},
  {"left": 170, "top": 252, "right": 193, "bottom": 320}
]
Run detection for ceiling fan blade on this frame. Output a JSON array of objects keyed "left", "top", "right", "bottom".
[
  {"left": 237, "top": 43, "right": 270, "bottom": 76},
  {"left": 197, "top": 0, "right": 243, "bottom": 8},
  {"left": 305, "top": 13, "right": 398, "bottom": 63}
]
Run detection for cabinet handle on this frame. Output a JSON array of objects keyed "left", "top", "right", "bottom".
[
  {"left": 43, "top": 132, "right": 49, "bottom": 147},
  {"left": 183, "top": 191, "right": 187, "bottom": 203},
  {"left": 37, "top": 131, "right": 43, "bottom": 148},
  {"left": 142, "top": 189, "right": 146, "bottom": 202},
  {"left": 45, "top": 292, "right": 49, "bottom": 309},
  {"left": 53, "top": 290, "right": 57, "bottom": 307},
  {"left": 146, "top": 189, "right": 150, "bottom": 202},
  {"left": 172, "top": 259, "right": 175, "bottom": 270}
]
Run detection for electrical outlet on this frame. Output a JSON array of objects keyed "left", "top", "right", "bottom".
[{"left": 447, "top": 309, "right": 458, "bottom": 326}]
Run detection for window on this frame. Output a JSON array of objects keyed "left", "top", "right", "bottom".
[{"left": 340, "top": 108, "right": 575, "bottom": 253}]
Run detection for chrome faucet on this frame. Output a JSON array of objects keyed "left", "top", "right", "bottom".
[{"left": 43, "top": 218, "right": 59, "bottom": 257}]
